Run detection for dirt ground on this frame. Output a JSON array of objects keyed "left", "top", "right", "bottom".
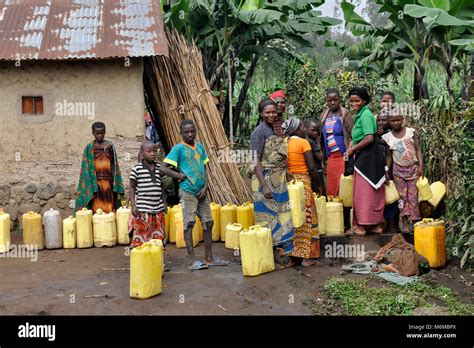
[{"left": 0, "top": 231, "right": 472, "bottom": 315}]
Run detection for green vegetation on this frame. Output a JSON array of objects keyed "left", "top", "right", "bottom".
[
  {"left": 161, "top": 0, "right": 474, "bottom": 266},
  {"left": 312, "top": 277, "right": 474, "bottom": 316}
]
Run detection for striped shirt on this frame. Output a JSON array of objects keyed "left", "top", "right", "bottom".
[
  {"left": 325, "top": 116, "right": 340, "bottom": 153},
  {"left": 130, "top": 162, "right": 165, "bottom": 214}
]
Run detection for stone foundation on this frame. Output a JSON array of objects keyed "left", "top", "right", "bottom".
[{"left": 0, "top": 136, "right": 142, "bottom": 230}]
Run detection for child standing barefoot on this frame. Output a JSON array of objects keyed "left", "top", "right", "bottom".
[
  {"left": 382, "top": 112, "right": 424, "bottom": 233},
  {"left": 129, "top": 141, "right": 166, "bottom": 248}
]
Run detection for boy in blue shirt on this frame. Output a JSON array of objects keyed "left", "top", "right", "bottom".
[{"left": 161, "top": 120, "right": 228, "bottom": 270}]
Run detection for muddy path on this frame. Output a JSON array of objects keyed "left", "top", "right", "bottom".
[{"left": 0, "top": 232, "right": 471, "bottom": 315}]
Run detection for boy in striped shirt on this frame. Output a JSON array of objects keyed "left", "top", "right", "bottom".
[{"left": 129, "top": 141, "right": 166, "bottom": 248}]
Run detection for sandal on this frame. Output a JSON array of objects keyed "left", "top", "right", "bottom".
[
  {"left": 204, "top": 256, "right": 229, "bottom": 267},
  {"left": 188, "top": 260, "right": 208, "bottom": 270}
]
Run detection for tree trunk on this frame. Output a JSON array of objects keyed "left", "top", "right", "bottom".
[
  {"left": 222, "top": 61, "right": 238, "bottom": 133},
  {"left": 232, "top": 53, "right": 259, "bottom": 133},
  {"left": 413, "top": 64, "right": 429, "bottom": 101},
  {"left": 460, "top": 56, "right": 469, "bottom": 102}
]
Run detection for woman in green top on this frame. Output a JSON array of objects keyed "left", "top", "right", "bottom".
[{"left": 345, "top": 87, "right": 387, "bottom": 235}]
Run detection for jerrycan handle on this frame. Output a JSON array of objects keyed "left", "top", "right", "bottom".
[{"left": 422, "top": 218, "right": 434, "bottom": 223}]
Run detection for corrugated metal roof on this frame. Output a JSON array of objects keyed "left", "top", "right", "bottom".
[{"left": 0, "top": 0, "right": 168, "bottom": 60}]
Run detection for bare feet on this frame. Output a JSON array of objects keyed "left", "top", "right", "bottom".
[
  {"left": 345, "top": 226, "right": 366, "bottom": 236},
  {"left": 301, "top": 258, "right": 320, "bottom": 267}
]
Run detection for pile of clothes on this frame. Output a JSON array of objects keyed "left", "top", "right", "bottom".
[{"left": 341, "top": 234, "right": 430, "bottom": 285}]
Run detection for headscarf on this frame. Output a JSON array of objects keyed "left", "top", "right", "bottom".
[
  {"left": 282, "top": 117, "right": 301, "bottom": 136},
  {"left": 269, "top": 90, "right": 286, "bottom": 100},
  {"left": 348, "top": 87, "right": 371, "bottom": 104}
]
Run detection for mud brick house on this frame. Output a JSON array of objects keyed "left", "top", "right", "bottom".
[{"left": 0, "top": 0, "right": 169, "bottom": 227}]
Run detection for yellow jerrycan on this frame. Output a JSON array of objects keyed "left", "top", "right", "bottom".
[
  {"left": 414, "top": 219, "right": 446, "bottom": 268},
  {"left": 249, "top": 203, "right": 255, "bottom": 227},
  {"left": 417, "top": 177, "right": 433, "bottom": 201},
  {"left": 314, "top": 194, "right": 327, "bottom": 236},
  {"left": 210, "top": 202, "right": 221, "bottom": 241},
  {"left": 62, "top": 216, "right": 76, "bottom": 249},
  {"left": 339, "top": 174, "right": 353, "bottom": 207},
  {"left": 239, "top": 225, "right": 275, "bottom": 276},
  {"left": 92, "top": 209, "right": 117, "bottom": 247},
  {"left": 326, "top": 201, "right": 344, "bottom": 236},
  {"left": 288, "top": 180, "right": 305, "bottom": 228},
  {"left": 385, "top": 180, "right": 400, "bottom": 205},
  {"left": 428, "top": 182, "right": 446, "bottom": 210},
  {"left": 76, "top": 208, "right": 93, "bottom": 248},
  {"left": 116, "top": 206, "right": 131, "bottom": 245},
  {"left": 164, "top": 207, "right": 171, "bottom": 242},
  {"left": 130, "top": 240, "right": 163, "bottom": 299},
  {"left": 236, "top": 203, "right": 251, "bottom": 230},
  {"left": 220, "top": 203, "right": 237, "bottom": 241},
  {"left": 225, "top": 223, "right": 242, "bottom": 250},
  {"left": 22, "top": 211, "right": 44, "bottom": 250},
  {"left": 0, "top": 211, "right": 11, "bottom": 253},
  {"left": 194, "top": 215, "right": 204, "bottom": 242},
  {"left": 169, "top": 204, "right": 183, "bottom": 243},
  {"left": 175, "top": 208, "right": 199, "bottom": 248}
]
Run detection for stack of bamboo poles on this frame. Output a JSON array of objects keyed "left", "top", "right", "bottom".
[{"left": 144, "top": 30, "right": 252, "bottom": 205}]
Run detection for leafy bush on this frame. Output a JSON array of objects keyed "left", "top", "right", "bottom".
[{"left": 285, "top": 58, "right": 389, "bottom": 119}]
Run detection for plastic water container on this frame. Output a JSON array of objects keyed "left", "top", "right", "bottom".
[
  {"left": 169, "top": 204, "right": 183, "bottom": 243},
  {"left": 314, "top": 194, "right": 326, "bottom": 236},
  {"left": 44, "top": 208, "right": 63, "bottom": 249},
  {"left": 194, "top": 215, "right": 203, "bottom": 242},
  {"left": 414, "top": 219, "right": 446, "bottom": 268},
  {"left": 236, "top": 203, "right": 252, "bottom": 230},
  {"left": 385, "top": 180, "right": 400, "bottom": 205},
  {"left": 210, "top": 202, "right": 221, "bottom": 241},
  {"left": 239, "top": 225, "right": 275, "bottom": 276},
  {"left": 288, "top": 180, "right": 305, "bottom": 228},
  {"left": 116, "top": 207, "right": 131, "bottom": 245},
  {"left": 130, "top": 240, "right": 163, "bottom": 299},
  {"left": 175, "top": 208, "right": 199, "bottom": 249},
  {"left": 76, "top": 208, "right": 93, "bottom": 248},
  {"left": 249, "top": 203, "right": 255, "bottom": 227},
  {"left": 417, "top": 177, "right": 433, "bottom": 201},
  {"left": 220, "top": 203, "right": 237, "bottom": 241},
  {"left": 225, "top": 223, "right": 242, "bottom": 250},
  {"left": 0, "top": 211, "right": 11, "bottom": 253},
  {"left": 339, "top": 174, "right": 353, "bottom": 207},
  {"left": 22, "top": 211, "right": 44, "bottom": 250},
  {"left": 326, "top": 202, "right": 344, "bottom": 236},
  {"left": 92, "top": 209, "right": 116, "bottom": 247},
  {"left": 428, "top": 182, "right": 446, "bottom": 210},
  {"left": 62, "top": 216, "right": 76, "bottom": 249},
  {"left": 164, "top": 207, "right": 171, "bottom": 242}
]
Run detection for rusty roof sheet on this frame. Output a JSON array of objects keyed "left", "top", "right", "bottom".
[{"left": 0, "top": 0, "right": 168, "bottom": 60}]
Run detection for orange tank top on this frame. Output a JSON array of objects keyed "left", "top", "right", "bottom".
[{"left": 287, "top": 136, "right": 311, "bottom": 173}]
